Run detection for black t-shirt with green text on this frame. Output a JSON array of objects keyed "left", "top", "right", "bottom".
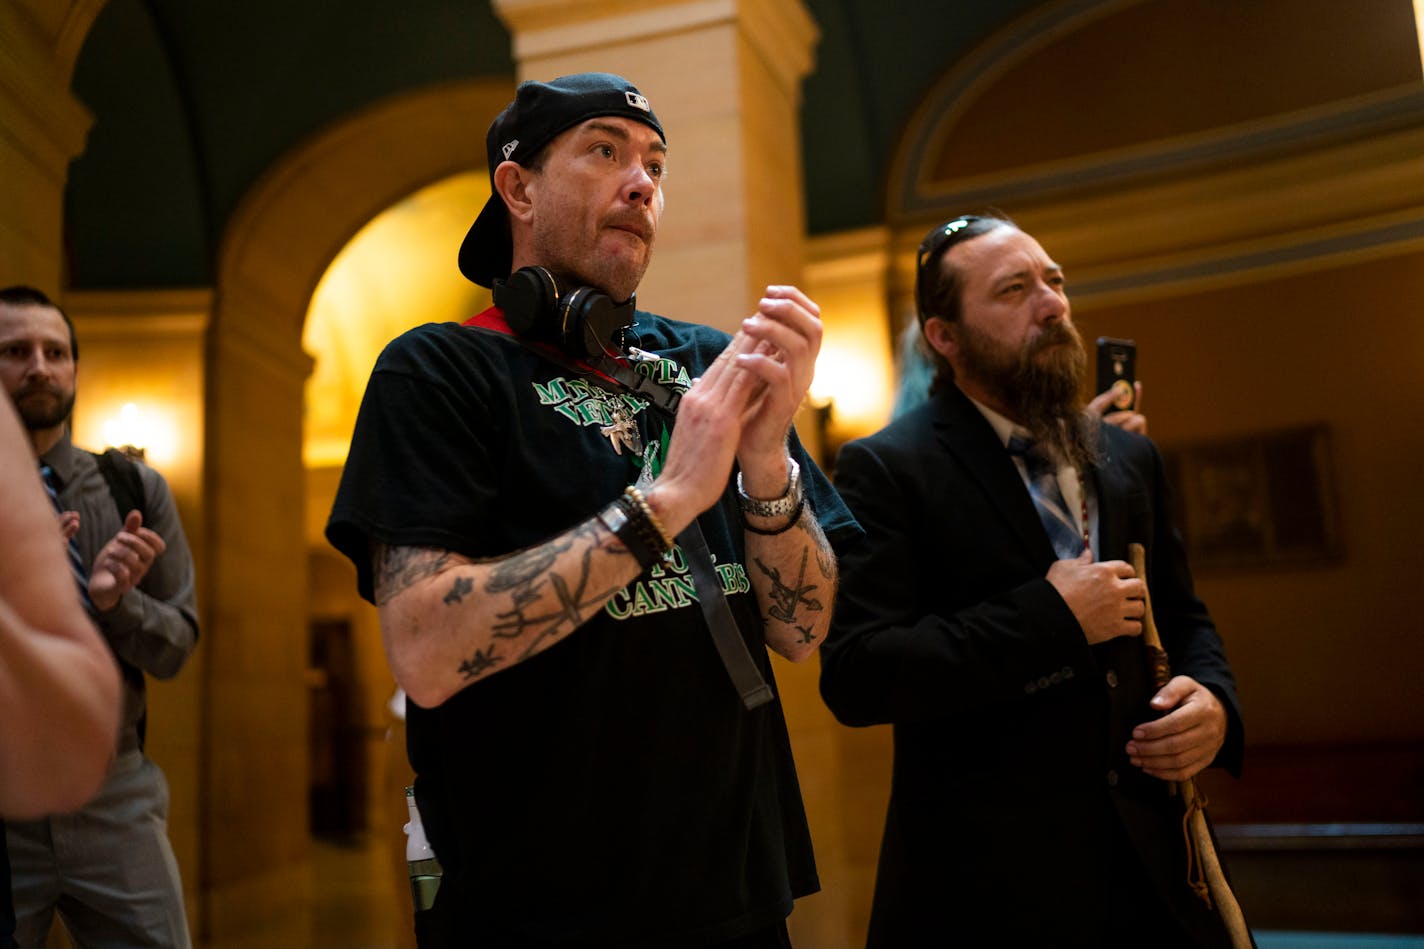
[{"left": 326, "top": 309, "right": 859, "bottom": 946}]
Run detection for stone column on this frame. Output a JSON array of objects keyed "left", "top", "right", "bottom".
[
  {"left": 0, "top": 0, "right": 101, "bottom": 291},
  {"left": 492, "top": 0, "right": 819, "bottom": 332}
]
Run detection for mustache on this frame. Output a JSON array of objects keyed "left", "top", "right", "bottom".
[
  {"left": 1025, "top": 321, "right": 1081, "bottom": 357},
  {"left": 14, "top": 381, "right": 63, "bottom": 400}
]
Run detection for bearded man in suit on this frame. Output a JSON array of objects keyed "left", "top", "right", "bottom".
[{"left": 819, "top": 214, "right": 1245, "bottom": 948}]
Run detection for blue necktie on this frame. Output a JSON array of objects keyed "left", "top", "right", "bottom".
[
  {"left": 40, "top": 464, "right": 97, "bottom": 616},
  {"left": 1007, "top": 436, "right": 1085, "bottom": 560}
]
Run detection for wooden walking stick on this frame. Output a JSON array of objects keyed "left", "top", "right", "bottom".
[{"left": 1128, "top": 543, "right": 1253, "bottom": 949}]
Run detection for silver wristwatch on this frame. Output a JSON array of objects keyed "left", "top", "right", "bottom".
[{"left": 737, "top": 457, "right": 802, "bottom": 519}]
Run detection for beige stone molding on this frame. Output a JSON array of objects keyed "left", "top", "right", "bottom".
[
  {"left": 7, "top": 0, "right": 108, "bottom": 82},
  {"left": 494, "top": 0, "right": 817, "bottom": 95},
  {"left": 0, "top": 0, "right": 95, "bottom": 179},
  {"left": 1007, "top": 120, "right": 1424, "bottom": 306},
  {"left": 876, "top": 114, "right": 1424, "bottom": 310},
  {"left": 903, "top": 85, "right": 1424, "bottom": 222},
  {"left": 806, "top": 225, "right": 891, "bottom": 287},
  {"left": 65, "top": 288, "right": 213, "bottom": 339}
]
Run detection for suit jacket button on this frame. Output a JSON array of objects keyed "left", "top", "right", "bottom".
[
  {"left": 1025, "top": 682, "right": 1038, "bottom": 695},
  {"left": 1105, "top": 670, "right": 1119, "bottom": 688},
  {"left": 1106, "top": 769, "right": 1120, "bottom": 787},
  {"left": 1038, "top": 676, "right": 1051, "bottom": 690}
]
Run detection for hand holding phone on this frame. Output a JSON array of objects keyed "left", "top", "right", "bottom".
[{"left": 1095, "top": 337, "right": 1137, "bottom": 413}]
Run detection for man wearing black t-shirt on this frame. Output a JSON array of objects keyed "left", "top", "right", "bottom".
[{"left": 327, "top": 73, "right": 859, "bottom": 947}]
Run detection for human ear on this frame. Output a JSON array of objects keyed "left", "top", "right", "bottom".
[
  {"left": 493, "top": 161, "right": 535, "bottom": 224},
  {"left": 922, "top": 317, "right": 957, "bottom": 362}
]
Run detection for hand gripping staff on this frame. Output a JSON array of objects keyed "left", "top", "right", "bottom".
[{"left": 1128, "top": 543, "right": 1252, "bottom": 949}]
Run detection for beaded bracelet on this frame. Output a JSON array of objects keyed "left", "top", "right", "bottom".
[{"left": 623, "top": 485, "right": 675, "bottom": 554}]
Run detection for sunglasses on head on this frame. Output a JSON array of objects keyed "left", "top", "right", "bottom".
[
  {"left": 915, "top": 216, "right": 987, "bottom": 276},
  {"left": 915, "top": 215, "right": 988, "bottom": 320}
]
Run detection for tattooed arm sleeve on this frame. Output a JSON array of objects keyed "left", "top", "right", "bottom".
[
  {"left": 746, "top": 507, "right": 838, "bottom": 662},
  {"left": 371, "top": 515, "right": 646, "bottom": 707}
]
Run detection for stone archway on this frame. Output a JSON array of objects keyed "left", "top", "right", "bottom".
[
  {"left": 0, "top": 0, "right": 106, "bottom": 291},
  {"left": 201, "top": 77, "right": 512, "bottom": 938}
]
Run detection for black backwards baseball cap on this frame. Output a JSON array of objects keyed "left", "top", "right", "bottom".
[{"left": 457, "top": 72, "right": 666, "bottom": 288}]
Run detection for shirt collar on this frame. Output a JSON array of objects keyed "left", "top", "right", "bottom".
[
  {"left": 961, "top": 390, "right": 1030, "bottom": 450},
  {"left": 38, "top": 432, "right": 80, "bottom": 487}
]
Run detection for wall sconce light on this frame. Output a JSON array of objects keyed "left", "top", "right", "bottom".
[{"left": 100, "top": 402, "right": 167, "bottom": 462}]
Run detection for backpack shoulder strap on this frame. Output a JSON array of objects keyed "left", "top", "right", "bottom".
[{"left": 91, "top": 449, "right": 147, "bottom": 522}]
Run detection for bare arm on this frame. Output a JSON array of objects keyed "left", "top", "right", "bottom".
[
  {"left": 745, "top": 501, "right": 837, "bottom": 661},
  {"left": 374, "top": 516, "right": 646, "bottom": 709},
  {"left": 0, "top": 400, "right": 120, "bottom": 817},
  {"left": 730, "top": 285, "right": 836, "bottom": 660}
]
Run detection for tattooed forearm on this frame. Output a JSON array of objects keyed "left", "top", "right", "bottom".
[
  {"left": 754, "top": 547, "right": 825, "bottom": 626},
  {"left": 458, "top": 645, "right": 502, "bottom": 679},
  {"left": 443, "top": 575, "right": 474, "bottom": 605},
  {"left": 490, "top": 563, "right": 621, "bottom": 642},
  {"left": 487, "top": 534, "right": 574, "bottom": 593},
  {"left": 463, "top": 521, "right": 625, "bottom": 682},
  {"left": 374, "top": 544, "right": 452, "bottom": 605},
  {"left": 385, "top": 513, "right": 648, "bottom": 700}
]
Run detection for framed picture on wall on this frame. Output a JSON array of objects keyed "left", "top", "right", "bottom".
[{"left": 1160, "top": 424, "right": 1343, "bottom": 571}]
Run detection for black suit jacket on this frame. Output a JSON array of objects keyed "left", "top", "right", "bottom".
[{"left": 820, "top": 385, "right": 1244, "bottom": 948}]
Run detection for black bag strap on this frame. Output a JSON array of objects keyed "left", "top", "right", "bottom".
[
  {"left": 91, "top": 448, "right": 146, "bottom": 522},
  {"left": 88, "top": 448, "right": 151, "bottom": 748},
  {"left": 677, "top": 521, "right": 775, "bottom": 709},
  {"left": 469, "top": 319, "right": 774, "bottom": 710}
]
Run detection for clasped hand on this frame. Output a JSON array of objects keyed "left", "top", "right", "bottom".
[
  {"left": 647, "top": 287, "right": 822, "bottom": 531},
  {"left": 88, "top": 510, "right": 167, "bottom": 611}
]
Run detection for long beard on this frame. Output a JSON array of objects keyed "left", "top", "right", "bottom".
[{"left": 961, "top": 321, "right": 1100, "bottom": 470}]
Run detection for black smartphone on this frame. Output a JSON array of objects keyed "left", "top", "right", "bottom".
[{"left": 1095, "top": 337, "right": 1137, "bottom": 413}]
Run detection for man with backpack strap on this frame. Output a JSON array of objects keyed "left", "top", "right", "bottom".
[{"left": 0, "top": 285, "right": 198, "bottom": 949}]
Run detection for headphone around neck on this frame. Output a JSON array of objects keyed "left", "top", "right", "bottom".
[{"left": 493, "top": 266, "right": 636, "bottom": 359}]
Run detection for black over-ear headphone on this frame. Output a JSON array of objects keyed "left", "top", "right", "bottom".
[{"left": 493, "top": 266, "right": 636, "bottom": 358}]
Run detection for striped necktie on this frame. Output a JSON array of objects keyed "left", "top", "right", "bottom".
[
  {"left": 1006, "top": 436, "right": 1085, "bottom": 560},
  {"left": 40, "top": 464, "right": 97, "bottom": 616}
]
